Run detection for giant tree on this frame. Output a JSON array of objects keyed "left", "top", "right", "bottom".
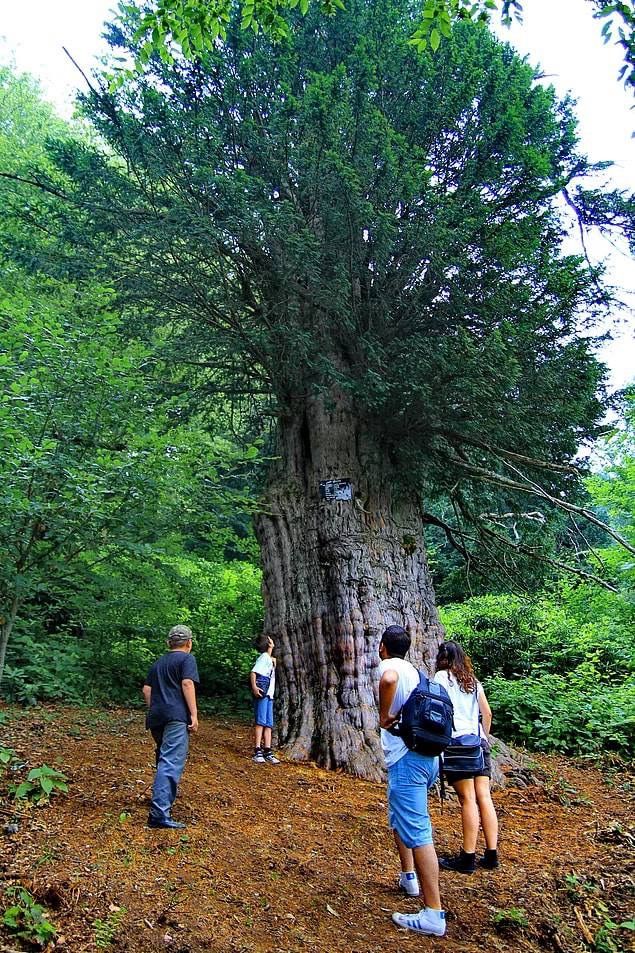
[{"left": 18, "top": 0, "right": 634, "bottom": 776}]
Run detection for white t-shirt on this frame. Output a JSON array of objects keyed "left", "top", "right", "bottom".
[
  {"left": 251, "top": 652, "right": 275, "bottom": 698},
  {"left": 433, "top": 670, "right": 482, "bottom": 738},
  {"left": 378, "top": 657, "right": 420, "bottom": 768}
]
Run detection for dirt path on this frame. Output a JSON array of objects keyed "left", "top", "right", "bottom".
[{"left": 1, "top": 706, "right": 633, "bottom": 952}]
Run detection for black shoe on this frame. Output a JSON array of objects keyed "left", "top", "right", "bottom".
[
  {"left": 439, "top": 852, "right": 476, "bottom": 875},
  {"left": 478, "top": 851, "right": 500, "bottom": 869},
  {"left": 147, "top": 816, "right": 186, "bottom": 830}
]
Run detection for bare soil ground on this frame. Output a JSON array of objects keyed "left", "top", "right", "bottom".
[{"left": 1, "top": 705, "right": 633, "bottom": 953}]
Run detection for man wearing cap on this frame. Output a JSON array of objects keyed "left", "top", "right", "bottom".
[{"left": 142, "top": 624, "right": 199, "bottom": 829}]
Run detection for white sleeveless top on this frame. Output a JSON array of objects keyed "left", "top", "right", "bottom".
[
  {"left": 433, "top": 669, "right": 482, "bottom": 738},
  {"left": 378, "top": 657, "right": 420, "bottom": 767}
]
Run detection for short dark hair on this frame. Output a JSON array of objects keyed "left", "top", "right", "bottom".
[
  {"left": 255, "top": 633, "right": 270, "bottom": 653},
  {"left": 380, "top": 625, "right": 411, "bottom": 659}
]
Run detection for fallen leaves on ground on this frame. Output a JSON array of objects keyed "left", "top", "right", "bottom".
[{"left": 1, "top": 706, "right": 633, "bottom": 953}]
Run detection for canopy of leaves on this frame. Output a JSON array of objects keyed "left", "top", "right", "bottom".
[
  {"left": 119, "top": 0, "right": 635, "bottom": 90},
  {"left": 31, "top": 1, "right": 634, "bottom": 583}
]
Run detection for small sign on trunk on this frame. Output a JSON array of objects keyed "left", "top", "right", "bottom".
[{"left": 319, "top": 479, "right": 353, "bottom": 502}]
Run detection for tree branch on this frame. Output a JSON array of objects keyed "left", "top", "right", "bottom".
[{"left": 443, "top": 453, "right": 635, "bottom": 555}]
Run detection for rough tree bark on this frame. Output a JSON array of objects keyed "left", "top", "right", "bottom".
[{"left": 254, "top": 388, "right": 444, "bottom": 781}]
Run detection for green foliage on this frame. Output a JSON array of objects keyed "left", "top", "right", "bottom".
[
  {"left": 0, "top": 746, "right": 16, "bottom": 768},
  {"left": 74, "top": 553, "right": 263, "bottom": 706},
  {"left": 560, "top": 873, "right": 635, "bottom": 953},
  {"left": 491, "top": 906, "right": 529, "bottom": 932},
  {"left": 440, "top": 452, "right": 635, "bottom": 758},
  {"left": 0, "top": 66, "right": 265, "bottom": 692},
  {"left": 2, "top": 886, "right": 57, "bottom": 947},
  {"left": 594, "top": 0, "right": 635, "bottom": 88},
  {"left": 9, "top": 764, "right": 69, "bottom": 804},
  {"left": 92, "top": 906, "right": 126, "bottom": 950},
  {"left": 119, "top": 0, "right": 635, "bottom": 91},
  {"left": 485, "top": 670, "right": 635, "bottom": 756},
  {"left": 3, "top": 554, "right": 262, "bottom": 708},
  {"left": 43, "top": 0, "right": 627, "bottom": 596},
  {"left": 1, "top": 8, "right": 633, "bottom": 741},
  {"left": 440, "top": 590, "right": 635, "bottom": 681}
]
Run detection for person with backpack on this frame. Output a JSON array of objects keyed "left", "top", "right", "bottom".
[
  {"left": 378, "top": 625, "right": 448, "bottom": 938},
  {"left": 433, "top": 640, "right": 499, "bottom": 874}
]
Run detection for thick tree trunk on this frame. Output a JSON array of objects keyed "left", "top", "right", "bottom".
[{"left": 254, "top": 390, "right": 444, "bottom": 781}]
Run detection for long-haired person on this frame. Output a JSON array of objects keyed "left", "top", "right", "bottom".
[{"left": 434, "top": 640, "right": 499, "bottom": 873}]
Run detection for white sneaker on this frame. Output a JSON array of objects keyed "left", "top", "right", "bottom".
[
  {"left": 252, "top": 750, "right": 266, "bottom": 763},
  {"left": 392, "top": 908, "right": 446, "bottom": 937},
  {"left": 398, "top": 871, "right": 420, "bottom": 897},
  {"left": 264, "top": 753, "right": 280, "bottom": 764}
]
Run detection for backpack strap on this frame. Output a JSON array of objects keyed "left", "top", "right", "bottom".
[
  {"left": 422, "top": 672, "right": 446, "bottom": 698},
  {"left": 423, "top": 672, "right": 449, "bottom": 807},
  {"left": 471, "top": 682, "right": 480, "bottom": 736}
]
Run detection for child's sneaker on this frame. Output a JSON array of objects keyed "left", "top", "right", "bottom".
[
  {"left": 398, "top": 871, "right": 420, "bottom": 896},
  {"left": 252, "top": 749, "right": 266, "bottom": 763},
  {"left": 264, "top": 751, "right": 280, "bottom": 764},
  {"left": 392, "top": 908, "right": 446, "bottom": 936}
]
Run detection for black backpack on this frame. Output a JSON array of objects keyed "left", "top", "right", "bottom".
[{"left": 391, "top": 671, "right": 454, "bottom": 755}]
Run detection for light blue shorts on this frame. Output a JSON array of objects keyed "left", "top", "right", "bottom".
[
  {"left": 253, "top": 696, "right": 274, "bottom": 728},
  {"left": 387, "top": 750, "right": 439, "bottom": 849}
]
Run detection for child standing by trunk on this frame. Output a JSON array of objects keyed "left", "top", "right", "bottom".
[{"left": 250, "top": 635, "right": 280, "bottom": 764}]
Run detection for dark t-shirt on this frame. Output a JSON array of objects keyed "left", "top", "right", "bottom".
[{"left": 144, "top": 651, "right": 200, "bottom": 729}]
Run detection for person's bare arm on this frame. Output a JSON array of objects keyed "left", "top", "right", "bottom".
[
  {"left": 182, "top": 679, "right": 199, "bottom": 732},
  {"left": 379, "top": 669, "right": 399, "bottom": 729},
  {"left": 142, "top": 684, "right": 151, "bottom": 707},
  {"left": 478, "top": 686, "right": 492, "bottom": 734}
]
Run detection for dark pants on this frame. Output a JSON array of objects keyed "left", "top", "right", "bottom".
[{"left": 149, "top": 721, "right": 189, "bottom": 822}]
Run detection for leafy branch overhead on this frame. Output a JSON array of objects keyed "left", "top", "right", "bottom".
[{"left": 123, "top": 0, "right": 635, "bottom": 89}]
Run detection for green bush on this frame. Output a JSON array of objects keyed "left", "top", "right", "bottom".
[
  {"left": 440, "top": 585, "right": 635, "bottom": 757},
  {"left": 440, "top": 591, "right": 635, "bottom": 682},
  {"left": 4, "top": 554, "right": 263, "bottom": 714},
  {"left": 486, "top": 669, "right": 635, "bottom": 756},
  {"left": 2, "top": 886, "right": 57, "bottom": 947}
]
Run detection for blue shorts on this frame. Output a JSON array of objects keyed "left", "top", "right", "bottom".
[
  {"left": 387, "top": 750, "right": 439, "bottom": 849},
  {"left": 253, "top": 696, "right": 274, "bottom": 728}
]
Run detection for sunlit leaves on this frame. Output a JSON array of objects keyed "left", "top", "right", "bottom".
[
  {"left": 116, "top": 0, "right": 635, "bottom": 93},
  {"left": 593, "top": 0, "right": 635, "bottom": 88}
]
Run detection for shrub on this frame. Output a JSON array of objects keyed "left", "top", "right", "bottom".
[
  {"left": 3, "top": 554, "right": 263, "bottom": 713},
  {"left": 440, "top": 590, "right": 635, "bottom": 682},
  {"left": 485, "top": 669, "right": 635, "bottom": 757},
  {"left": 2, "top": 886, "right": 57, "bottom": 947},
  {"left": 440, "top": 586, "right": 635, "bottom": 757},
  {"left": 10, "top": 765, "right": 69, "bottom": 804}
]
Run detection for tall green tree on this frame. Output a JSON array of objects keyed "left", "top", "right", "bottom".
[
  {"left": 0, "top": 69, "right": 259, "bottom": 688},
  {"left": 9, "top": 2, "right": 634, "bottom": 775}
]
